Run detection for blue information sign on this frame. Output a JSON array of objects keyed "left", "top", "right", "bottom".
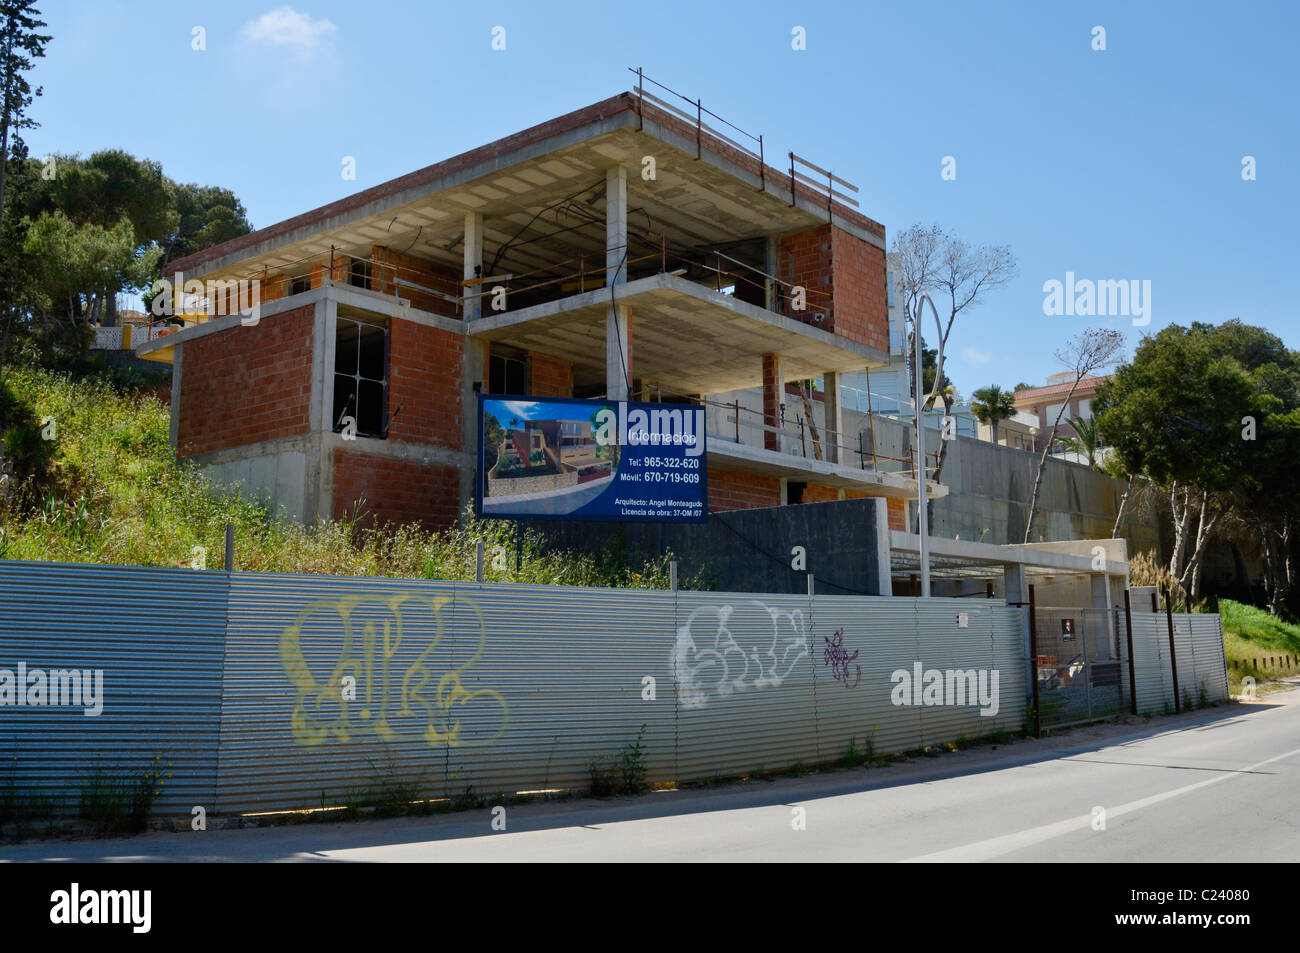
[{"left": 476, "top": 394, "right": 708, "bottom": 522}]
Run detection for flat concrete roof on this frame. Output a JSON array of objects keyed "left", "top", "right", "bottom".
[
  {"left": 167, "top": 92, "right": 886, "bottom": 287},
  {"left": 470, "top": 272, "right": 888, "bottom": 395},
  {"left": 889, "top": 532, "right": 1129, "bottom": 574}
]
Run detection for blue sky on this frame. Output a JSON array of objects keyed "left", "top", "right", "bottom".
[{"left": 28, "top": 0, "right": 1299, "bottom": 395}]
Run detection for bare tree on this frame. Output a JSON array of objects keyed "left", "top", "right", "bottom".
[
  {"left": 893, "top": 224, "right": 944, "bottom": 342},
  {"left": 1169, "top": 484, "right": 1224, "bottom": 604},
  {"left": 1099, "top": 452, "right": 1145, "bottom": 540},
  {"left": 892, "top": 224, "right": 1017, "bottom": 480},
  {"left": 1111, "top": 472, "right": 1158, "bottom": 547},
  {"left": 1023, "top": 328, "right": 1124, "bottom": 543},
  {"left": 1111, "top": 473, "right": 1136, "bottom": 538}
]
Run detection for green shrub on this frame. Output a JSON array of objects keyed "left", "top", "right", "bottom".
[
  {"left": 620, "top": 725, "right": 648, "bottom": 794},
  {"left": 589, "top": 725, "right": 649, "bottom": 797},
  {"left": 0, "top": 364, "right": 716, "bottom": 588},
  {"left": 79, "top": 754, "right": 169, "bottom": 835},
  {"left": 0, "top": 748, "right": 59, "bottom": 828},
  {"left": 341, "top": 755, "right": 427, "bottom": 817}
]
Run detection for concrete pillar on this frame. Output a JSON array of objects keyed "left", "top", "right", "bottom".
[
  {"left": 606, "top": 166, "right": 627, "bottom": 281},
  {"left": 823, "top": 371, "right": 841, "bottom": 464},
  {"left": 463, "top": 212, "right": 483, "bottom": 321},
  {"left": 1092, "top": 572, "right": 1116, "bottom": 656},
  {"left": 314, "top": 295, "right": 340, "bottom": 526},
  {"left": 764, "top": 236, "right": 779, "bottom": 312},
  {"left": 460, "top": 212, "right": 485, "bottom": 522},
  {"left": 1003, "top": 563, "right": 1028, "bottom": 605},
  {"left": 873, "top": 497, "right": 892, "bottom": 596},
  {"left": 169, "top": 343, "right": 182, "bottom": 449},
  {"left": 606, "top": 305, "right": 631, "bottom": 401},
  {"left": 606, "top": 166, "right": 630, "bottom": 401},
  {"left": 459, "top": 339, "right": 487, "bottom": 521},
  {"left": 762, "top": 353, "right": 783, "bottom": 452},
  {"left": 318, "top": 296, "right": 337, "bottom": 433}
]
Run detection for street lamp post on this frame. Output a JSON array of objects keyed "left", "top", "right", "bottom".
[{"left": 911, "top": 293, "right": 940, "bottom": 597}]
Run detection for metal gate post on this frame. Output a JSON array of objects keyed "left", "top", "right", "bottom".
[
  {"left": 1123, "top": 589, "right": 1137, "bottom": 715},
  {"left": 1082, "top": 612, "right": 1093, "bottom": 720},
  {"left": 1028, "top": 584, "right": 1041, "bottom": 737},
  {"left": 1164, "top": 584, "right": 1181, "bottom": 713}
]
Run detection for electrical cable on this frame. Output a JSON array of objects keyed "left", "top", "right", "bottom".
[
  {"left": 489, "top": 179, "right": 605, "bottom": 275},
  {"left": 608, "top": 244, "right": 632, "bottom": 397},
  {"left": 398, "top": 225, "right": 423, "bottom": 256}
]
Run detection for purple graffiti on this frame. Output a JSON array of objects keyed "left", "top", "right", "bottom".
[{"left": 823, "top": 629, "right": 861, "bottom": 689}]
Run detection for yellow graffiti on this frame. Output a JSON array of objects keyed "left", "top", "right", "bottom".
[{"left": 279, "top": 593, "right": 508, "bottom": 748}]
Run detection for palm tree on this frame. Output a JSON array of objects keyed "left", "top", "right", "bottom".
[
  {"left": 970, "top": 385, "right": 1016, "bottom": 444},
  {"left": 1056, "top": 416, "right": 1100, "bottom": 467}
]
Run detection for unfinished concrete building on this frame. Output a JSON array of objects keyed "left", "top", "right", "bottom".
[{"left": 140, "top": 82, "right": 944, "bottom": 531}]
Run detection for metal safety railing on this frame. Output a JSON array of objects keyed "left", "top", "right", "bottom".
[
  {"left": 462, "top": 232, "right": 835, "bottom": 322},
  {"left": 171, "top": 245, "right": 465, "bottom": 322},
  {"left": 631, "top": 67, "right": 767, "bottom": 181},
  {"left": 628, "top": 67, "right": 861, "bottom": 221},
  {"left": 179, "top": 231, "right": 837, "bottom": 329},
  {"left": 638, "top": 381, "right": 940, "bottom": 480}
]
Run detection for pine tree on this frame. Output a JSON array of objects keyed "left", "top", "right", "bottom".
[{"left": 0, "top": 1, "right": 52, "bottom": 239}]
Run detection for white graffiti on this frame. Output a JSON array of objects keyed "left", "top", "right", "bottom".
[{"left": 671, "top": 602, "right": 810, "bottom": 709}]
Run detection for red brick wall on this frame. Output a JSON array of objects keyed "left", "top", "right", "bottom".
[
  {"left": 177, "top": 305, "right": 314, "bottom": 456},
  {"left": 707, "top": 466, "right": 781, "bottom": 512},
  {"left": 372, "top": 246, "right": 460, "bottom": 317},
  {"left": 387, "top": 318, "right": 463, "bottom": 450},
  {"left": 801, "top": 484, "right": 841, "bottom": 504},
  {"left": 887, "top": 497, "right": 906, "bottom": 532},
  {"left": 830, "top": 227, "right": 888, "bottom": 352},
  {"left": 208, "top": 276, "right": 283, "bottom": 316},
  {"left": 762, "top": 354, "right": 782, "bottom": 452},
  {"left": 331, "top": 448, "right": 460, "bottom": 529},
  {"left": 529, "top": 352, "right": 573, "bottom": 397},
  {"left": 778, "top": 224, "right": 888, "bottom": 353},
  {"left": 260, "top": 275, "right": 292, "bottom": 301},
  {"left": 311, "top": 260, "right": 347, "bottom": 288},
  {"left": 779, "top": 224, "right": 833, "bottom": 323}
]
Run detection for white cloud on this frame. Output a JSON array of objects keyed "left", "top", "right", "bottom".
[
  {"left": 499, "top": 401, "right": 541, "bottom": 420},
  {"left": 962, "top": 347, "right": 992, "bottom": 364},
  {"left": 241, "top": 7, "right": 337, "bottom": 52}
]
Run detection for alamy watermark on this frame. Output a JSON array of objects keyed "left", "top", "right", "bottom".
[
  {"left": 50, "top": 883, "right": 150, "bottom": 933},
  {"left": 0, "top": 661, "right": 103, "bottom": 716},
  {"left": 150, "top": 269, "right": 261, "bottom": 326},
  {"left": 890, "top": 662, "right": 1000, "bottom": 717},
  {"left": 1042, "top": 272, "right": 1151, "bottom": 326}
]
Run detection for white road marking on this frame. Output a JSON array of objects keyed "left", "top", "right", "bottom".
[{"left": 905, "top": 744, "right": 1300, "bottom": 862}]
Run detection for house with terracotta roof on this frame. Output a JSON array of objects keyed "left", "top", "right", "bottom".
[{"left": 1012, "top": 372, "right": 1111, "bottom": 455}]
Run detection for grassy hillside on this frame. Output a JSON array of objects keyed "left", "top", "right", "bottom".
[
  {"left": 0, "top": 364, "right": 699, "bottom": 588},
  {"left": 1220, "top": 598, "right": 1300, "bottom": 690}
]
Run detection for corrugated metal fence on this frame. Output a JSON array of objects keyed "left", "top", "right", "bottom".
[
  {"left": 1128, "top": 611, "right": 1229, "bottom": 714},
  {"left": 0, "top": 559, "right": 1223, "bottom": 816},
  {"left": 0, "top": 561, "right": 228, "bottom": 816}
]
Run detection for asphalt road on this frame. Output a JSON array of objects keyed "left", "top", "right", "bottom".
[{"left": 5, "top": 687, "right": 1298, "bottom": 862}]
